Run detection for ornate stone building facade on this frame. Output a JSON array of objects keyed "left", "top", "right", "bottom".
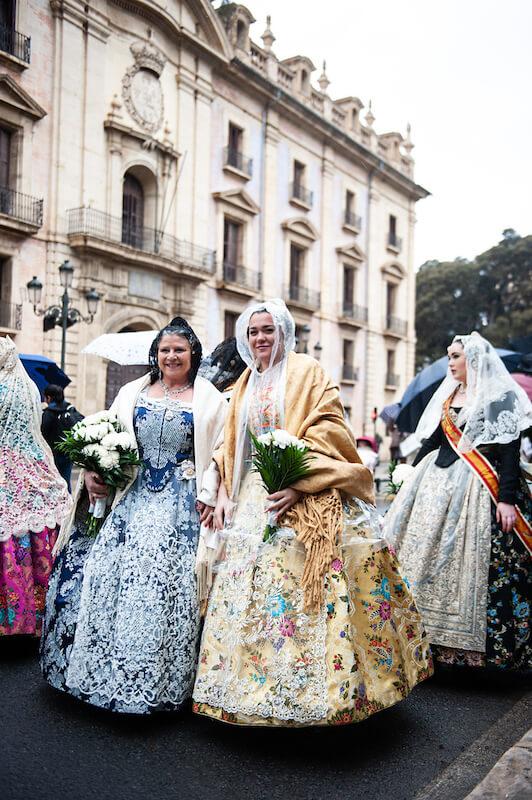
[{"left": 0, "top": 0, "right": 428, "bottom": 435}]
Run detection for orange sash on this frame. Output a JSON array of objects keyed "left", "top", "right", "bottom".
[{"left": 441, "top": 396, "right": 532, "bottom": 556}]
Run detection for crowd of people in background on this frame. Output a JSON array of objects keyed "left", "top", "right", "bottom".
[{"left": 0, "top": 302, "right": 530, "bottom": 727}]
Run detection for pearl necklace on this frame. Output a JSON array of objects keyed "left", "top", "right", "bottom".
[{"left": 159, "top": 378, "right": 192, "bottom": 399}]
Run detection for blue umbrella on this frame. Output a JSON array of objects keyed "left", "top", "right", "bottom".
[
  {"left": 396, "top": 349, "right": 524, "bottom": 433},
  {"left": 19, "top": 354, "right": 71, "bottom": 399},
  {"left": 379, "top": 402, "right": 401, "bottom": 425}
]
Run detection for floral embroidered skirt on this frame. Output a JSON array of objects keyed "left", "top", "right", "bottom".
[
  {"left": 0, "top": 527, "right": 57, "bottom": 636},
  {"left": 40, "top": 470, "right": 201, "bottom": 713},
  {"left": 385, "top": 453, "right": 531, "bottom": 670},
  {"left": 192, "top": 473, "right": 433, "bottom": 727}
]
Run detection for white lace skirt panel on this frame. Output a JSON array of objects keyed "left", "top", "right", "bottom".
[{"left": 385, "top": 452, "right": 492, "bottom": 651}]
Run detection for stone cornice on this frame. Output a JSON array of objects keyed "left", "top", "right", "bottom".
[
  {"left": 108, "top": 0, "right": 231, "bottom": 66},
  {"left": 227, "top": 58, "right": 430, "bottom": 202},
  {"left": 50, "top": 0, "right": 111, "bottom": 42}
]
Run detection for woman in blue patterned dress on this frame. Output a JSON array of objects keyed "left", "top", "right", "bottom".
[{"left": 41, "top": 319, "right": 227, "bottom": 713}]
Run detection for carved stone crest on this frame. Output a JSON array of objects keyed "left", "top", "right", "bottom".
[{"left": 122, "top": 39, "right": 166, "bottom": 133}]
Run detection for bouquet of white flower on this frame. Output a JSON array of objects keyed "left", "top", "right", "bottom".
[
  {"left": 249, "top": 429, "right": 314, "bottom": 542},
  {"left": 387, "top": 461, "right": 415, "bottom": 495},
  {"left": 56, "top": 411, "right": 140, "bottom": 535}
]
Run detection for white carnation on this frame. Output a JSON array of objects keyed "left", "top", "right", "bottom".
[
  {"left": 257, "top": 432, "right": 274, "bottom": 445},
  {"left": 100, "top": 431, "right": 135, "bottom": 451},
  {"left": 82, "top": 411, "right": 109, "bottom": 426},
  {"left": 82, "top": 443, "right": 107, "bottom": 460},
  {"left": 271, "top": 430, "right": 305, "bottom": 450},
  {"left": 113, "top": 431, "right": 136, "bottom": 450},
  {"left": 391, "top": 463, "right": 415, "bottom": 486},
  {"left": 98, "top": 449, "right": 120, "bottom": 469}
]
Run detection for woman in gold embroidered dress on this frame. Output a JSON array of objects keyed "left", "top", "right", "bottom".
[
  {"left": 386, "top": 333, "right": 532, "bottom": 670},
  {"left": 192, "top": 299, "right": 432, "bottom": 727}
]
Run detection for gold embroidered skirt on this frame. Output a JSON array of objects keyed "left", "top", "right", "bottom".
[{"left": 192, "top": 473, "right": 433, "bottom": 727}]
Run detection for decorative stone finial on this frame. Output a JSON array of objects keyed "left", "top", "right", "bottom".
[
  {"left": 365, "top": 100, "right": 375, "bottom": 128},
  {"left": 163, "top": 121, "right": 172, "bottom": 145},
  {"left": 107, "top": 93, "right": 123, "bottom": 122},
  {"left": 403, "top": 122, "right": 414, "bottom": 155},
  {"left": 318, "top": 60, "right": 330, "bottom": 93},
  {"left": 261, "top": 15, "right": 275, "bottom": 51}
]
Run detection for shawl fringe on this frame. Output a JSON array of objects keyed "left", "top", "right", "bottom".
[{"left": 285, "top": 487, "right": 343, "bottom": 611}]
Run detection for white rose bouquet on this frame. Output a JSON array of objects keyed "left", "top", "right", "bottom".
[
  {"left": 387, "top": 462, "right": 415, "bottom": 495},
  {"left": 249, "top": 429, "right": 314, "bottom": 542},
  {"left": 56, "top": 411, "right": 140, "bottom": 535}
]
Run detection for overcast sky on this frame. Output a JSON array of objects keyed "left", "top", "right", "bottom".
[{"left": 234, "top": 0, "right": 532, "bottom": 267}]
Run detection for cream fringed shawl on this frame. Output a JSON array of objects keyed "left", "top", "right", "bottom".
[{"left": 215, "top": 351, "right": 375, "bottom": 610}]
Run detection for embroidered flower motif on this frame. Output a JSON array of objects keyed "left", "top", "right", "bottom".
[
  {"left": 331, "top": 558, "right": 343, "bottom": 572},
  {"left": 265, "top": 593, "right": 286, "bottom": 617},
  {"left": 379, "top": 601, "right": 391, "bottom": 620},
  {"left": 332, "top": 653, "right": 343, "bottom": 671},
  {"left": 279, "top": 617, "right": 296, "bottom": 637}
]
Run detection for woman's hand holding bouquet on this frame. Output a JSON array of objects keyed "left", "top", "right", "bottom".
[
  {"left": 250, "top": 429, "right": 314, "bottom": 542},
  {"left": 57, "top": 411, "right": 140, "bottom": 535}
]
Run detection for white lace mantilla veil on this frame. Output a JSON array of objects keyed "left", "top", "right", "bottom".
[
  {"left": 415, "top": 331, "right": 532, "bottom": 453},
  {"left": 0, "top": 337, "right": 71, "bottom": 540},
  {"left": 231, "top": 298, "right": 296, "bottom": 500}
]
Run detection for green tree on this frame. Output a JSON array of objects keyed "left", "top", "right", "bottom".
[{"left": 415, "top": 232, "right": 532, "bottom": 367}]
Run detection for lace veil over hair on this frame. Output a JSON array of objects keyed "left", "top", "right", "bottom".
[
  {"left": 415, "top": 331, "right": 532, "bottom": 452},
  {"left": 230, "top": 298, "right": 296, "bottom": 498},
  {"left": 0, "top": 337, "right": 71, "bottom": 540}
]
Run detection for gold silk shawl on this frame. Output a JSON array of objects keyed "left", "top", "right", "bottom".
[{"left": 215, "top": 351, "right": 374, "bottom": 609}]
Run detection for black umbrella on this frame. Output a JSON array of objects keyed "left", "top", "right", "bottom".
[{"left": 396, "top": 349, "right": 524, "bottom": 433}]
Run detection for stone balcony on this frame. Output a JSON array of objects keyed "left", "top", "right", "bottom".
[
  {"left": 285, "top": 283, "right": 321, "bottom": 311},
  {"left": 289, "top": 182, "right": 313, "bottom": 211},
  {"left": 220, "top": 261, "right": 261, "bottom": 297},
  {"left": 341, "top": 363, "right": 359, "bottom": 383},
  {"left": 0, "top": 24, "right": 31, "bottom": 67},
  {"left": 384, "top": 315, "right": 408, "bottom": 338},
  {"left": 343, "top": 209, "right": 362, "bottom": 234},
  {"left": 385, "top": 372, "right": 400, "bottom": 389},
  {"left": 67, "top": 207, "right": 216, "bottom": 279},
  {"left": 0, "top": 187, "right": 43, "bottom": 236},
  {"left": 340, "top": 303, "right": 368, "bottom": 327},
  {"left": 387, "top": 231, "right": 403, "bottom": 254},
  {"left": 223, "top": 146, "right": 253, "bottom": 179}
]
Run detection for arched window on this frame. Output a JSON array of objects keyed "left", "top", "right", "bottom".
[{"left": 122, "top": 173, "right": 144, "bottom": 248}]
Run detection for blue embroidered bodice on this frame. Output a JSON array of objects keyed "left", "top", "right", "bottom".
[{"left": 134, "top": 392, "right": 194, "bottom": 492}]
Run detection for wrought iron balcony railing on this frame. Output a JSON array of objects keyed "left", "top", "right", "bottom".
[
  {"left": 386, "top": 372, "right": 400, "bottom": 387},
  {"left": 286, "top": 283, "right": 321, "bottom": 309},
  {"left": 344, "top": 209, "right": 362, "bottom": 229},
  {"left": 0, "top": 24, "right": 31, "bottom": 64},
  {"left": 387, "top": 231, "right": 403, "bottom": 251},
  {"left": 342, "top": 364, "right": 359, "bottom": 382},
  {"left": 222, "top": 262, "right": 261, "bottom": 291},
  {"left": 223, "top": 147, "right": 253, "bottom": 177},
  {"left": 0, "top": 300, "right": 22, "bottom": 330},
  {"left": 0, "top": 187, "right": 43, "bottom": 227},
  {"left": 341, "top": 303, "right": 368, "bottom": 324},
  {"left": 67, "top": 207, "right": 216, "bottom": 273},
  {"left": 290, "top": 182, "right": 313, "bottom": 207},
  {"left": 385, "top": 315, "right": 408, "bottom": 336}
]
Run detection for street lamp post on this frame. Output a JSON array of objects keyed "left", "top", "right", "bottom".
[
  {"left": 300, "top": 324, "right": 311, "bottom": 354},
  {"left": 27, "top": 260, "right": 100, "bottom": 372}
]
